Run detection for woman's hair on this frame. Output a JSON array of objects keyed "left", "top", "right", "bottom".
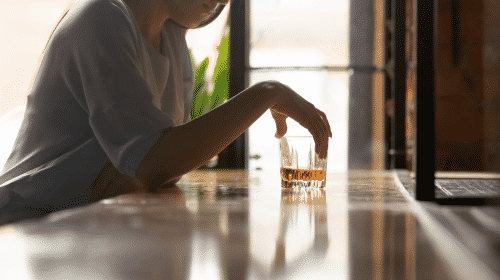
[{"left": 169, "top": 4, "right": 227, "bottom": 29}]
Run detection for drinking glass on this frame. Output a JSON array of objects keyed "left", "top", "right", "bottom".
[{"left": 279, "top": 136, "right": 328, "bottom": 188}]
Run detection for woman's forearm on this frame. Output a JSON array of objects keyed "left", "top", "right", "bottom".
[{"left": 136, "top": 82, "right": 281, "bottom": 189}]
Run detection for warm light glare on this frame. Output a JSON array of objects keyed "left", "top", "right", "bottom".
[
  {"left": 0, "top": 0, "right": 71, "bottom": 168},
  {"left": 250, "top": 48, "right": 325, "bottom": 68},
  {"left": 189, "top": 232, "right": 223, "bottom": 280},
  {"left": 251, "top": 0, "right": 349, "bottom": 13},
  {"left": 247, "top": 1, "right": 349, "bottom": 275},
  {"left": 249, "top": 71, "right": 349, "bottom": 173},
  {"left": 0, "top": 226, "right": 31, "bottom": 279},
  {"left": 248, "top": 0, "right": 350, "bottom": 173},
  {"left": 186, "top": 4, "right": 230, "bottom": 92}
]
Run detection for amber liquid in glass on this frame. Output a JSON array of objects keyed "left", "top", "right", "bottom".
[{"left": 280, "top": 167, "right": 326, "bottom": 188}]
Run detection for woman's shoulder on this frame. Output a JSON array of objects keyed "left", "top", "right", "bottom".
[
  {"left": 60, "top": 0, "right": 136, "bottom": 35},
  {"left": 73, "top": 0, "right": 129, "bottom": 15},
  {"left": 49, "top": 0, "right": 141, "bottom": 51}
]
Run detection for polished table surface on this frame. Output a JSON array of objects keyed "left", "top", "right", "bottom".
[{"left": 0, "top": 170, "right": 499, "bottom": 280}]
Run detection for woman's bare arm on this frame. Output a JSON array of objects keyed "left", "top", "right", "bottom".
[{"left": 135, "top": 81, "right": 332, "bottom": 191}]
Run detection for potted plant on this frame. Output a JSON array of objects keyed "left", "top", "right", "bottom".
[{"left": 190, "top": 32, "right": 230, "bottom": 170}]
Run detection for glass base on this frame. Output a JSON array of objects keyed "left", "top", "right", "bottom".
[{"left": 281, "top": 179, "right": 326, "bottom": 188}]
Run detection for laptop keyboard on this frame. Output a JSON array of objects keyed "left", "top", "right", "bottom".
[{"left": 436, "top": 179, "right": 500, "bottom": 197}]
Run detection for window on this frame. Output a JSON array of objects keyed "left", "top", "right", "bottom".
[{"left": 248, "top": 0, "right": 350, "bottom": 173}]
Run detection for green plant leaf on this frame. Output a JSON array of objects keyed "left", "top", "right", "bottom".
[
  {"left": 210, "top": 33, "right": 230, "bottom": 110},
  {"left": 191, "top": 56, "right": 209, "bottom": 119},
  {"left": 195, "top": 58, "right": 209, "bottom": 90},
  {"left": 189, "top": 30, "right": 230, "bottom": 119}
]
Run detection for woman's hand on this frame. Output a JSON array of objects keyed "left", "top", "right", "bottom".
[
  {"left": 137, "top": 79, "right": 331, "bottom": 191},
  {"left": 261, "top": 81, "right": 332, "bottom": 159}
]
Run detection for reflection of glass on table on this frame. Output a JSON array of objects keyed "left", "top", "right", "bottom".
[{"left": 279, "top": 136, "right": 328, "bottom": 188}]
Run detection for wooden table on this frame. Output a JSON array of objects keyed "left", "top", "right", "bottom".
[{"left": 0, "top": 170, "right": 498, "bottom": 279}]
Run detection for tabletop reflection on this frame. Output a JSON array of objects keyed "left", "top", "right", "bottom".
[{"left": 0, "top": 171, "right": 494, "bottom": 279}]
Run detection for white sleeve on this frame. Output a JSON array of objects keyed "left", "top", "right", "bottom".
[{"left": 54, "top": 2, "right": 174, "bottom": 177}]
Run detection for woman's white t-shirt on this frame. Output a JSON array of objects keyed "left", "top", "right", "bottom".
[{"left": 0, "top": 0, "right": 193, "bottom": 215}]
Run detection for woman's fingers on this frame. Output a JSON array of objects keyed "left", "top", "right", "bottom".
[
  {"left": 292, "top": 99, "right": 330, "bottom": 159},
  {"left": 310, "top": 113, "right": 329, "bottom": 159},
  {"left": 267, "top": 81, "right": 331, "bottom": 159},
  {"left": 271, "top": 109, "right": 288, "bottom": 138},
  {"left": 304, "top": 102, "right": 329, "bottom": 143},
  {"left": 315, "top": 131, "right": 329, "bottom": 159},
  {"left": 316, "top": 109, "right": 333, "bottom": 138}
]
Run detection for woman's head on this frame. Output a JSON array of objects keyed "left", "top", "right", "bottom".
[
  {"left": 166, "top": 0, "right": 229, "bottom": 29},
  {"left": 192, "top": 4, "right": 226, "bottom": 28}
]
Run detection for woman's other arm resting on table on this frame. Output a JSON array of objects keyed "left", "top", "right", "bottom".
[{"left": 135, "top": 81, "right": 333, "bottom": 191}]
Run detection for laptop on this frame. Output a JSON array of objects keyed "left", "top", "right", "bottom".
[{"left": 395, "top": 170, "right": 500, "bottom": 206}]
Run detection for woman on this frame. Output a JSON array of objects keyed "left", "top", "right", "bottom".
[{"left": 0, "top": 0, "right": 332, "bottom": 224}]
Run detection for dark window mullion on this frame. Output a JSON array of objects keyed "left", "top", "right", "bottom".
[
  {"left": 414, "top": 0, "right": 436, "bottom": 201},
  {"left": 392, "top": 0, "right": 407, "bottom": 169},
  {"left": 217, "top": 0, "right": 249, "bottom": 170}
]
